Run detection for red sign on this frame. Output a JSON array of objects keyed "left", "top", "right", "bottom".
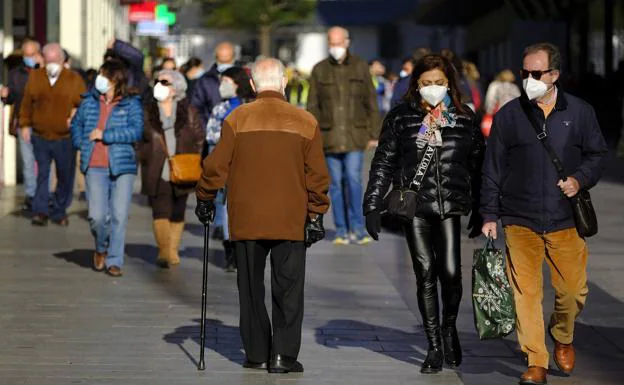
[{"left": 129, "top": 1, "right": 157, "bottom": 23}]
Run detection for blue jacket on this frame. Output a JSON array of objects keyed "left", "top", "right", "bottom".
[
  {"left": 390, "top": 75, "right": 410, "bottom": 108},
  {"left": 480, "top": 88, "right": 608, "bottom": 234},
  {"left": 71, "top": 89, "right": 144, "bottom": 176},
  {"left": 190, "top": 64, "right": 221, "bottom": 127}
]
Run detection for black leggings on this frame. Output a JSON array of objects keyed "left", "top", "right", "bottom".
[
  {"left": 404, "top": 215, "right": 462, "bottom": 345},
  {"left": 149, "top": 179, "right": 188, "bottom": 222}
]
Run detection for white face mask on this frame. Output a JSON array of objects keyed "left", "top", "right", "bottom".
[
  {"left": 46, "top": 63, "right": 61, "bottom": 78},
  {"left": 329, "top": 46, "right": 347, "bottom": 61},
  {"left": 216, "top": 63, "right": 234, "bottom": 73},
  {"left": 419, "top": 85, "right": 448, "bottom": 107},
  {"left": 399, "top": 70, "right": 408, "bottom": 78},
  {"left": 94, "top": 74, "right": 111, "bottom": 94},
  {"left": 219, "top": 81, "right": 237, "bottom": 99},
  {"left": 153, "top": 82, "right": 171, "bottom": 102},
  {"left": 523, "top": 76, "right": 549, "bottom": 100}
]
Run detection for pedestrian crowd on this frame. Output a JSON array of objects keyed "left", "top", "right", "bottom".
[{"left": 1, "top": 25, "right": 619, "bottom": 385}]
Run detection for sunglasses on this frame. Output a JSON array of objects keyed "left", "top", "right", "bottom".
[
  {"left": 520, "top": 69, "right": 554, "bottom": 80},
  {"left": 155, "top": 79, "right": 172, "bottom": 86}
]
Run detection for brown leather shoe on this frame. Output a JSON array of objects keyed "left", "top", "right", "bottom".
[
  {"left": 93, "top": 252, "right": 106, "bottom": 271},
  {"left": 554, "top": 340, "right": 575, "bottom": 374},
  {"left": 107, "top": 266, "right": 123, "bottom": 277},
  {"left": 519, "top": 366, "right": 547, "bottom": 385}
]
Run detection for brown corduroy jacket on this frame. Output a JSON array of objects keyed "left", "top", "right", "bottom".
[
  {"left": 19, "top": 68, "right": 86, "bottom": 140},
  {"left": 196, "top": 91, "right": 330, "bottom": 241}
]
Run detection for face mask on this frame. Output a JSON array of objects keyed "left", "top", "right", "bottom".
[
  {"left": 94, "top": 74, "right": 111, "bottom": 94},
  {"left": 46, "top": 63, "right": 61, "bottom": 78},
  {"left": 219, "top": 81, "right": 237, "bottom": 99},
  {"left": 216, "top": 63, "right": 234, "bottom": 73},
  {"left": 523, "top": 76, "right": 548, "bottom": 100},
  {"left": 399, "top": 70, "right": 408, "bottom": 78},
  {"left": 153, "top": 82, "right": 170, "bottom": 102},
  {"left": 190, "top": 69, "right": 205, "bottom": 80},
  {"left": 329, "top": 46, "right": 347, "bottom": 61},
  {"left": 23, "top": 56, "right": 37, "bottom": 68},
  {"left": 419, "top": 85, "right": 448, "bottom": 107}
]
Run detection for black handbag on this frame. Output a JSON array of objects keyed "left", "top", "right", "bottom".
[
  {"left": 520, "top": 101, "right": 598, "bottom": 237},
  {"left": 382, "top": 145, "right": 436, "bottom": 223}
]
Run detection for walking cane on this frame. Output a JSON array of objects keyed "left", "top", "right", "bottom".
[{"left": 198, "top": 223, "right": 209, "bottom": 370}]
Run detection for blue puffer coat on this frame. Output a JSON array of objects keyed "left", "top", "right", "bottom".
[{"left": 71, "top": 89, "right": 144, "bottom": 176}]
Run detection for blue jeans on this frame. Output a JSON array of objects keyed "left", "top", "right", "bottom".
[
  {"left": 326, "top": 151, "right": 365, "bottom": 238},
  {"left": 86, "top": 168, "right": 135, "bottom": 268},
  {"left": 31, "top": 135, "right": 75, "bottom": 220},
  {"left": 18, "top": 129, "right": 36, "bottom": 198},
  {"left": 209, "top": 144, "right": 229, "bottom": 240}
]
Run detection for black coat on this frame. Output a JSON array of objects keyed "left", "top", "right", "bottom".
[
  {"left": 1, "top": 63, "right": 31, "bottom": 136},
  {"left": 480, "top": 89, "right": 608, "bottom": 234},
  {"left": 364, "top": 101, "right": 484, "bottom": 218}
]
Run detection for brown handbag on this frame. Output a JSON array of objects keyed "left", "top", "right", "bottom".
[{"left": 158, "top": 134, "right": 202, "bottom": 184}]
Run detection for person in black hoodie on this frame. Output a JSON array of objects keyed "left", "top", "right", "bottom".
[{"left": 363, "top": 54, "right": 484, "bottom": 374}]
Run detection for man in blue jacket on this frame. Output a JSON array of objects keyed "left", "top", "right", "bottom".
[{"left": 480, "top": 43, "right": 607, "bottom": 385}]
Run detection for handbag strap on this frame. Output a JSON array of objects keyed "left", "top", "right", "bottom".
[
  {"left": 519, "top": 99, "right": 567, "bottom": 181},
  {"left": 157, "top": 134, "right": 172, "bottom": 160},
  {"left": 406, "top": 145, "right": 436, "bottom": 192}
]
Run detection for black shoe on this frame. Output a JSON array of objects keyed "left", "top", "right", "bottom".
[
  {"left": 31, "top": 215, "right": 48, "bottom": 226},
  {"left": 420, "top": 347, "right": 443, "bottom": 374},
  {"left": 442, "top": 326, "right": 462, "bottom": 368},
  {"left": 268, "top": 354, "right": 304, "bottom": 373},
  {"left": 21, "top": 197, "right": 33, "bottom": 211},
  {"left": 211, "top": 226, "right": 224, "bottom": 241},
  {"left": 243, "top": 359, "right": 268, "bottom": 370}
]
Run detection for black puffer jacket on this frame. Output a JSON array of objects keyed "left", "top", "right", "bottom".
[{"left": 364, "top": 101, "right": 484, "bottom": 218}]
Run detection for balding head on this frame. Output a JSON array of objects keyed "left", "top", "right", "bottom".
[
  {"left": 42, "top": 43, "right": 65, "bottom": 65},
  {"left": 328, "top": 26, "right": 350, "bottom": 48},
  {"left": 22, "top": 39, "right": 40, "bottom": 57},
  {"left": 215, "top": 42, "right": 235, "bottom": 65},
  {"left": 251, "top": 57, "right": 286, "bottom": 94}
]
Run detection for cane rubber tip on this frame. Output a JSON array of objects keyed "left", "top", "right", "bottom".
[{"left": 198, "top": 361, "right": 205, "bottom": 371}]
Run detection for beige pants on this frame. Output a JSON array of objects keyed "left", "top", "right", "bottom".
[{"left": 504, "top": 225, "right": 588, "bottom": 369}]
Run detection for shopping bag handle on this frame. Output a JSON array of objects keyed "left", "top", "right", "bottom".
[{"left": 485, "top": 233, "right": 496, "bottom": 250}]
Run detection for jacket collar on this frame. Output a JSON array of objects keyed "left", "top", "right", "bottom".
[
  {"left": 84, "top": 88, "right": 133, "bottom": 106},
  {"left": 256, "top": 90, "right": 286, "bottom": 100},
  {"left": 329, "top": 51, "right": 351, "bottom": 65},
  {"left": 520, "top": 82, "right": 568, "bottom": 112}
]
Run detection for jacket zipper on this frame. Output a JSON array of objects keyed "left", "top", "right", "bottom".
[{"left": 435, "top": 148, "right": 444, "bottom": 218}]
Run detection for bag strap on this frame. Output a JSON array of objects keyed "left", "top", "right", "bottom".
[
  {"left": 406, "top": 145, "right": 436, "bottom": 193},
  {"left": 519, "top": 99, "right": 567, "bottom": 181},
  {"left": 157, "top": 134, "right": 172, "bottom": 160}
]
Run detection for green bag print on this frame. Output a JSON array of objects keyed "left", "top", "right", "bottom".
[{"left": 472, "top": 237, "right": 516, "bottom": 340}]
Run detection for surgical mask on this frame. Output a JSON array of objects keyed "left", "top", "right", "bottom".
[
  {"left": 329, "top": 46, "right": 347, "bottom": 61},
  {"left": 23, "top": 56, "right": 37, "bottom": 68},
  {"left": 523, "top": 76, "right": 548, "bottom": 100},
  {"left": 94, "top": 74, "right": 111, "bottom": 94},
  {"left": 190, "top": 69, "right": 205, "bottom": 80},
  {"left": 399, "top": 70, "right": 408, "bottom": 78},
  {"left": 419, "top": 85, "right": 448, "bottom": 107},
  {"left": 46, "top": 63, "right": 62, "bottom": 78},
  {"left": 219, "top": 81, "right": 237, "bottom": 99},
  {"left": 216, "top": 63, "right": 234, "bottom": 73},
  {"left": 153, "top": 82, "right": 170, "bottom": 102}
]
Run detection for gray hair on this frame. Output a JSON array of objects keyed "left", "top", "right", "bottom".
[
  {"left": 328, "top": 26, "right": 350, "bottom": 40},
  {"left": 42, "top": 43, "right": 65, "bottom": 62},
  {"left": 158, "top": 69, "right": 188, "bottom": 101},
  {"left": 251, "top": 58, "right": 285, "bottom": 92}
]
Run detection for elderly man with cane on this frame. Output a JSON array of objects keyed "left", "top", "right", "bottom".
[{"left": 195, "top": 57, "right": 330, "bottom": 373}]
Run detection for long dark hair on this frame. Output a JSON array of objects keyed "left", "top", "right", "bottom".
[
  {"left": 405, "top": 54, "right": 465, "bottom": 113},
  {"left": 100, "top": 60, "right": 132, "bottom": 99},
  {"left": 221, "top": 67, "right": 256, "bottom": 101}
]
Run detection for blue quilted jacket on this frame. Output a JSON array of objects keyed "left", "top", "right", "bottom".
[{"left": 71, "top": 89, "right": 144, "bottom": 176}]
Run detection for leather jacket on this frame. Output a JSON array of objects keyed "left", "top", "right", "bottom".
[{"left": 364, "top": 101, "right": 484, "bottom": 218}]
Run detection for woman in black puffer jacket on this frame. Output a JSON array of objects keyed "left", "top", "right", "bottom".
[{"left": 363, "top": 54, "right": 484, "bottom": 374}]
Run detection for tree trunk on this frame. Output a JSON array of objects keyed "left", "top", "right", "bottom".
[{"left": 259, "top": 25, "right": 272, "bottom": 57}]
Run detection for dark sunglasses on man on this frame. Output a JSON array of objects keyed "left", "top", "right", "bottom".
[
  {"left": 520, "top": 69, "right": 554, "bottom": 80},
  {"left": 155, "top": 79, "right": 172, "bottom": 86}
]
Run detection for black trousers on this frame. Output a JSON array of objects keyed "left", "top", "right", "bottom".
[
  {"left": 235, "top": 240, "right": 306, "bottom": 362},
  {"left": 149, "top": 179, "right": 188, "bottom": 222},
  {"left": 404, "top": 215, "right": 462, "bottom": 346}
]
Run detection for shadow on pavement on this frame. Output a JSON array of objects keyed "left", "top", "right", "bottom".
[
  {"left": 53, "top": 249, "right": 96, "bottom": 270},
  {"left": 126, "top": 243, "right": 160, "bottom": 267},
  {"left": 163, "top": 318, "right": 243, "bottom": 367}
]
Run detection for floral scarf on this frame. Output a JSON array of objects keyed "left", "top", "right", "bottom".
[{"left": 416, "top": 95, "right": 457, "bottom": 148}]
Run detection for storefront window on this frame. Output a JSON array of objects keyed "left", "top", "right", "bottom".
[{"left": 47, "top": 0, "right": 60, "bottom": 43}]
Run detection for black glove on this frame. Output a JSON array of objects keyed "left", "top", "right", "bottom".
[
  {"left": 195, "top": 198, "right": 215, "bottom": 225},
  {"left": 365, "top": 210, "right": 381, "bottom": 241},
  {"left": 304, "top": 214, "right": 325, "bottom": 247},
  {"left": 467, "top": 208, "right": 483, "bottom": 239}
]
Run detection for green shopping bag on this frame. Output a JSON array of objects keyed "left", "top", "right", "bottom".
[{"left": 472, "top": 237, "right": 516, "bottom": 340}]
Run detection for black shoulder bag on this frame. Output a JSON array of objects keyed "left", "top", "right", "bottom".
[
  {"left": 520, "top": 101, "right": 598, "bottom": 237},
  {"left": 382, "top": 145, "right": 436, "bottom": 223}
]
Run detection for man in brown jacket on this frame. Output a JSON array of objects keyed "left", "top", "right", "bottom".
[
  {"left": 307, "top": 26, "right": 380, "bottom": 245},
  {"left": 19, "top": 43, "right": 86, "bottom": 226},
  {"left": 195, "top": 58, "right": 330, "bottom": 373}
]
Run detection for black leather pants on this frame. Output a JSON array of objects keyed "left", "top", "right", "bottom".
[{"left": 404, "top": 216, "right": 462, "bottom": 348}]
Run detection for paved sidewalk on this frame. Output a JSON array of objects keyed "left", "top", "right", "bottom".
[{"left": 0, "top": 158, "right": 623, "bottom": 384}]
